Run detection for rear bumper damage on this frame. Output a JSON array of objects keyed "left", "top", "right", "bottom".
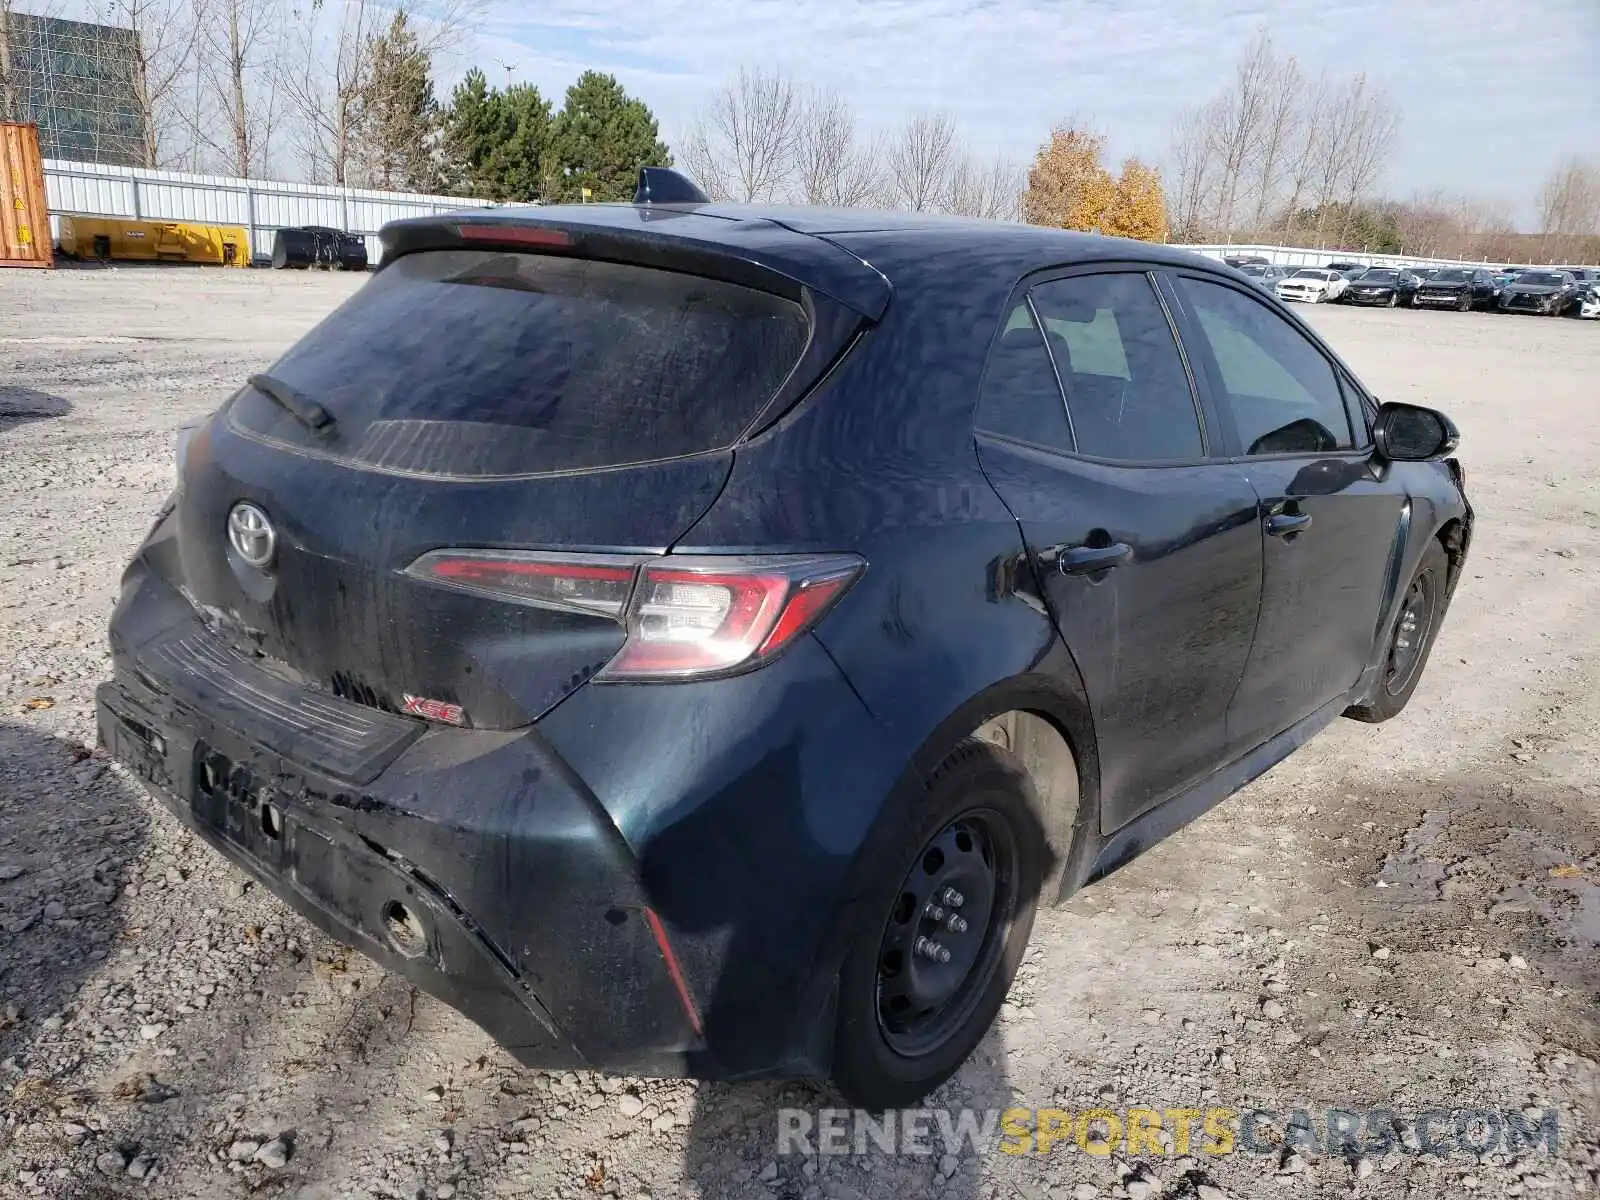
[
  {"left": 97, "top": 669, "right": 702, "bottom": 1075},
  {"left": 99, "top": 554, "right": 896, "bottom": 1082}
]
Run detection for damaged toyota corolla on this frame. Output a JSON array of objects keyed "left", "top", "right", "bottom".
[{"left": 99, "top": 167, "right": 1473, "bottom": 1109}]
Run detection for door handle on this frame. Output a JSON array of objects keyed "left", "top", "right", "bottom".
[
  {"left": 1266, "top": 512, "right": 1313, "bottom": 537},
  {"left": 1054, "top": 542, "right": 1134, "bottom": 574}
]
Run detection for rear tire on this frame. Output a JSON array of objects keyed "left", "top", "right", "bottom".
[
  {"left": 1345, "top": 540, "right": 1450, "bottom": 724},
  {"left": 830, "top": 740, "right": 1048, "bottom": 1110}
]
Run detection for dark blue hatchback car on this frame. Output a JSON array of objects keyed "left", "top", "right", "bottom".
[{"left": 98, "top": 169, "right": 1472, "bottom": 1109}]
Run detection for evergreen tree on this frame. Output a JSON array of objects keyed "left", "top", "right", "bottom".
[
  {"left": 549, "top": 71, "right": 670, "bottom": 202},
  {"left": 492, "top": 83, "right": 555, "bottom": 201},
  {"left": 441, "top": 72, "right": 553, "bottom": 201},
  {"left": 359, "top": 10, "right": 440, "bottom": 193},
  {"left": 441, "top": 68, "right": 499, "bottom": 195}
]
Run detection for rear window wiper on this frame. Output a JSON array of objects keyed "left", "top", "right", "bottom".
[{"left": 247, "top": 373, "right": 336, "bottom": 436}]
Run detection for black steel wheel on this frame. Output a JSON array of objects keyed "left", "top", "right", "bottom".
[
  {"left": 1346, "top": 539, "right": 1450, "bottom": 724},
  {"left": 875, "top": 808, "right": 1019, "bottom": 1058},
  {"left": 830, "top": 739, "right": 1059, "bottom": 1110},
  {"left": 1384, "top": 570, "right": 1436, "bottom": 697}
]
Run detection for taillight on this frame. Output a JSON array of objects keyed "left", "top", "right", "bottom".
[
  {"left": 403, "top": 550, "right": 864, "bottom": 681},
  {"left": 404, "top": 550, "right": 640, "bottom": 618},
  {"left": 602, "top": 555, "right": 863, "bottom": 680}
]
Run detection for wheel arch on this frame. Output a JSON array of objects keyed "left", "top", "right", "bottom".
[
  {"left": 1436, "top": 515, "right": 1469, "bottom": 594},
  {"left": 876, "top": 647, "right": 1104, "bottom": 910},
  {"left": 801, "top": 649, "right": 1106, "bottom": 1078}
]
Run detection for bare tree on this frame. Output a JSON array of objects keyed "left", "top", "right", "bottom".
[
  {"left": 1538, "top": 156, "right": 1600, "bottom": 259},
  {"left": 1167, "top": 103, "right": 1217, "bottom": 240},
  {"left": 947, "top": 150, "right": 1021, "bottom": 220},
  {"left": 195, "top": 0, "right": 284, "bottom": 176},
  {"left": 1205, "top": 30, "right": 1276, "bottom": 235},
  {"left": 285, "top": 0, "right": 477, "bottom": 185},
  {"left": 794, "top": 88, "right": 881, "bottom": 207},
  {"left": 89, "top": 0, "right": 202, "bottom": 167},
  {"left": 681, "top": 66, "right": 802, "bottom": 202},
  {"left": 1394, "top": 187, "right": 1453, "bottom": 258},
  {"left": 884, "top": 111, "right": 958, "bottom": 212},
  {"left": 1277, "top": 71, "right": 1333, "bottom": 238},
  {"left": 1168, "top": 34, "right": 1405, "bottom": 247},
  {"left": 283, "top": 0, "right": 378, "bottom": 184},
  {"left": 1246, "top": 45, "right": 1304, "bottom": 233},
  {"left": 1330, "top": 73, "right": 1399, "bottom": 243}
]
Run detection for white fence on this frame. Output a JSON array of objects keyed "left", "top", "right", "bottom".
[
  {"left": 1173, "top": 243, "right": 1584, "bottom": 271},
  {"left": 33, "top": 168, "right": 1589, "bottom": 273},
  {"left": 43, "top": 159, "right": 496, "bottom": 262}
]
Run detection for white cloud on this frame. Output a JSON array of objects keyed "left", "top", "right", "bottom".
[{"left": 468, "top": 0, "right": 1600, "bottom": 221}]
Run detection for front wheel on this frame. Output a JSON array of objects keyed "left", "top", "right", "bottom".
[
  {"left": 1346, "top": 540, "right": 1450, "bottom": 724},
  {"left": 1456, "top": 293, "right": 1471, "bottom": 312},
  {"left": 1386, "top": 292, "right": 1398, "bottom": 308},
  {"left": 830, "top": 740, "right": 1050, "bottom": 1110}
]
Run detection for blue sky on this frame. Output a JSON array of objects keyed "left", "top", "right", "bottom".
[{"left": 467, "top": 0, "right": 1600, "bottom": 225}]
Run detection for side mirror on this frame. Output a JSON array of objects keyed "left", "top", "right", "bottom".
[{"left": 1373, "top": 402, "right": 1459, "bottom": 462}]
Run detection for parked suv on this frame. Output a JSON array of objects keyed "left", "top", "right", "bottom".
[
  {"left": 99, "top": 170, "right": 1473, "bottom": 1109},
  {"left": 1499, "top": 269, "right": 1582, "bottom": 315}
]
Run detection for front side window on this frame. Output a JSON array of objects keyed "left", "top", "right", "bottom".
[
  {"left": 1028, "top": 273, "right": 1203, "bottom": 461},
  {"left": 1175, "top": 278, "right": 1354, "bottom": 457}
]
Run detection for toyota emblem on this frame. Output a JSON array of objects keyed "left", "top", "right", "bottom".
[{"left": 227, "top": 501, "right": 276, "bottom": 569}]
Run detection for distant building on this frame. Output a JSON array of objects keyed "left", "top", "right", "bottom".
[{"left": 0, "top": 12, "right": 147, "bottom": 166}]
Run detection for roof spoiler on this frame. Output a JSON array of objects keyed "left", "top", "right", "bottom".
[{"left": 634, "top": 167, "right": 710, "bottom": 206}]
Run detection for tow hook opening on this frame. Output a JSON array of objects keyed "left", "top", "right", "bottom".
[
  {"left": 383, "top": 900, "right": 427, "bottom": 958},
  {"left": 260, "top": 800, "right": 283, "bottom": 840}
]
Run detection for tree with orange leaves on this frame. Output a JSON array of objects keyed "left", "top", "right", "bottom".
[
  {"left": 1022, "top": 126, "right": 1116, "bottom": 232},
  {"left": 1103, "top": 158, "right": 1170, "bottom": 242}
]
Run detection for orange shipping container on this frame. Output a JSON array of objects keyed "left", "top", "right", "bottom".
[{"left": 1, "top": 123, "right": 53, "bottom": 269}]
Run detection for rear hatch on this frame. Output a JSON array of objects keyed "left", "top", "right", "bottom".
[{"left": 164, "top": 229, "right": 873, "bottom": 730}]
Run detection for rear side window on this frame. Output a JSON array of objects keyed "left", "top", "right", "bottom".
[
  {"left": 230, "top": 250, "right": 809, "bottom": 477},
  {"left": 1029, "top": 273, "right": 1203, "bottom": 461},
  {"left": 974, "top": 301, "right": 1073, "bottom": 453},
  {"left": 1175, "top": 278, "right": 1353, "bottom": 456}
]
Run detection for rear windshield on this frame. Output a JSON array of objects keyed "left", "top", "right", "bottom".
[{"left": 229, "top": 249, "right": 809, "bottom": 477}]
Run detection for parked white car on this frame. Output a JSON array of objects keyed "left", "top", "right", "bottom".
[
  {"left": 1579, "top": 286, "right": 1600, "bottom": 320},
  {"left": 1274, "top": 269, "right": 1349, "bottom": 303}
]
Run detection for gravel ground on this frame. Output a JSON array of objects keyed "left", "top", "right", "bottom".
[{"left": 1, "top": 263, "right": 1597, "bottom": 1200}]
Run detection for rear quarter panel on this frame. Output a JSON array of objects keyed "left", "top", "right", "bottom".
[
  {"left": 658, "top": 236, "right": 1099, "bottom": 1066},
  {"left": 675, "top": 234, "right": 1077, "bottom": 767}
]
